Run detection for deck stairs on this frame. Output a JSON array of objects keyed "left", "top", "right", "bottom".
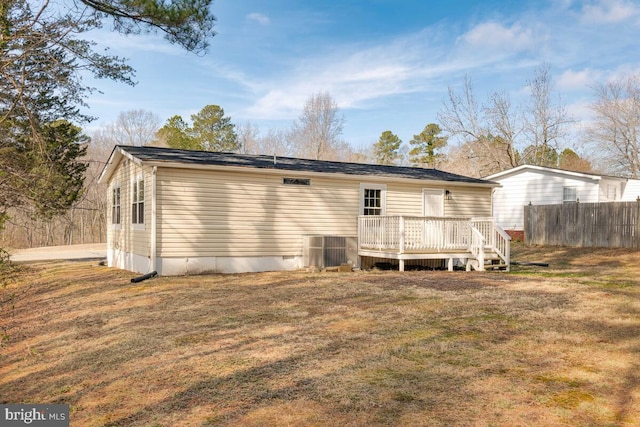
[{"left": 467, "top": 252, "right": 509, "bottom": 272}]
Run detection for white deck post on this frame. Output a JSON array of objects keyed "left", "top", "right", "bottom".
[
  {"left": 399, "top": 259, "right": 405, "bottom": 272},
  {"left": 399, "top": 216, "right": 405, "bottom": 254}
]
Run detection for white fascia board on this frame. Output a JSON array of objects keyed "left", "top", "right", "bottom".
[
  {"left": 140, "top": 160, "right": 500, "bottom": 189},
  {"left": 97, "top": 146, "right": 144, "bottom": 184}
]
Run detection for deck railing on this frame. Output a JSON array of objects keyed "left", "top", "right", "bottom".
[
  {"left": 358, "top": 215, "right": 510, "bottom": 269},
  {"left": 359, "top": 216, "right": 474, "bottom": 252}
]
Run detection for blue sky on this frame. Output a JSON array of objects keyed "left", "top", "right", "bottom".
[{"left": 86, "top": 0, "right": 640, "bottom": 152}]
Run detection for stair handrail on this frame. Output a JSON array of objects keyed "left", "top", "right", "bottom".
[
  {"left": 469, "top": 226, "right": 486, "bottom": 271},
  {"left": 493, "top": 224, "right": 511, "bottom": 271}
]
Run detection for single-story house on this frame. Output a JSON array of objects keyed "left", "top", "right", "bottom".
[
  {"left": 485, "top": 164, "right": 640, "bottom": 232},
  {"left": 98, "top": 146, "right": 510, "bottom": 275}
]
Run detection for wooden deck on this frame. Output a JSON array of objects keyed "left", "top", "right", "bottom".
[{"left": 357, "top": 216, "right": 510, "bottom": 271}]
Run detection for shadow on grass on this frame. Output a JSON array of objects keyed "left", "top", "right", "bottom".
[{"left": 2, "top": 260, "right": 640, "bottom": 426}]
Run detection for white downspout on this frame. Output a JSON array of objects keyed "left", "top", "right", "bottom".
[{"left": 151, "top": 166, "right": 157, "bottom": 273}]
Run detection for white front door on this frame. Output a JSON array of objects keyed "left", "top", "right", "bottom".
[
  {"left": 423, "top": 189, "right": 444, "bottom": 217},
  {"left": 422, "top": 189, "right": 445, "bottom": 248}
]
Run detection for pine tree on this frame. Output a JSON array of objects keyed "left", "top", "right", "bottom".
[
  {"left": 409, "top": 123, "right": 447, "bottom": 168},
  {"left": 373, "top": 131, "right": 402, "bottom": 165}
]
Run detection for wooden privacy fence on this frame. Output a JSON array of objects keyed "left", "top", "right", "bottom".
[{"left": 524, "top": 201, "right": 640, "bottom": 248}]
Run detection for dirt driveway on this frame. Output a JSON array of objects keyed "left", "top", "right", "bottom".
[{"left": 9, "top": 243, "right": 107, "bottom": 262}]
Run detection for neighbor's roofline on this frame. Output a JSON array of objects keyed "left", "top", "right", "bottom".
[{"left": 484, "top": 164, "right": 633, "bottom": 181}]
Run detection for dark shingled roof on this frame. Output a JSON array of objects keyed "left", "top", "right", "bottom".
[{"left": 118, "top": 145, "right": 495, "bottom": 185}]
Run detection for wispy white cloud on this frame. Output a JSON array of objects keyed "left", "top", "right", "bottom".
[
  {"left": 239, "top": 21, "right": 544, "bottom": 121},
  {"left": 579, "top": 0, "right": 640, "bottom": 24},
  {"left": 241, "top": 35, "right": 433, "bottom": 119},
  {"left": 247, "top": 12, "right": 271, "bottom": 26},
  {"left": 456, "top": 21, "right": 537, "bottom": 53},
  {"left": 602, "top": 63, "right": 640, "bottom": 82},
  {"left": 557, "top": 68, "right": 601, "bottom": 91},
  {"left": 90, "top": 28, "right": 184, "bottom": 56}
]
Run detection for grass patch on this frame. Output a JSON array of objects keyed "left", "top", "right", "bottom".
[
  {"left": 1, "top": 247, "right": 639, "bottom": 426},
  {"left": 510, "top": 270, "right": 592, "bottom": 278}
]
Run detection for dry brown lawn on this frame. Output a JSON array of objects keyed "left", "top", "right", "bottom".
[{"left": 1, "top": 244, "right": 639, "bottom": 426}]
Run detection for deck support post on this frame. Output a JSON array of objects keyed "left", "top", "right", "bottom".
[
  {"left": 399, "top": 259, "right": 405, "bottom": 272},
  {"left": 447, "top": 257, "right": 453, "bottom": 271}
]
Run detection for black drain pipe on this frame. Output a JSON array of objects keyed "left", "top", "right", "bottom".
[{"left": 131, "top": 271, "right": 158, "bottom": 283}]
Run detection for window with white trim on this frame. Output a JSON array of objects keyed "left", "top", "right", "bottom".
[
  {"left": 111, "top": 186, "right": 121, "bottom": 225},
  {"left": 132, "top": 178, "right": 145, "bottom": 224},
  {"left": 360, "top": 184, "right": 386, "bottom": 215},
  {"left": 563, "top": 186, "right": 577, "bottom": 203},
  {"left": 364, "top": 189, "right": 382, "bottom": 215}
]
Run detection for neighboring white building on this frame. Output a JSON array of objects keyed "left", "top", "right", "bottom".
[{"left": 485, "top": 165, "right": 640, "bottom": 232}]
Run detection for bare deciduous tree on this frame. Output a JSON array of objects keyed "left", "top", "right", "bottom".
[
  {"left": 439, "top": 66, "right": 575, "bottom": 175},
  {"left": 236, "top": 121, "right": 260, "bottom": 154},
  {"left": 291, "top": 92, "right": 345, "bottom": 160},
  {"left": 485, "top": 91, "right": 520, "bottom": 168},
  {"left": 521, "top": 64, "right": 573, "bottom": 167},
  {"left": 438, "top": 76, "right": 520, "bottom": 176},
  {"left": 258, "top": 128, "right": 294, "bottom": 157},
  {"left": 587, "top": 73, "right": 640, "bottom": 177},
  {"left": 104, "top": 110, "right": 162, "bottom": 146}
]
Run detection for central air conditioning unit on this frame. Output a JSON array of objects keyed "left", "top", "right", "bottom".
[{"left": 303, "top": 236, "right": 358, "bottom": 268}]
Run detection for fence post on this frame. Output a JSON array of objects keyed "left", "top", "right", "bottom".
[{"left": 523, "top": 202, "right": 534, "bottom": 245}]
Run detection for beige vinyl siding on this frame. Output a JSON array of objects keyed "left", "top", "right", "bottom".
[
  {"left": 444, "top": 187, "right": 493, "bottom": 217},
  {"left": 157, "top": 167, "right": 360, "bottom": 257},
  {"left": 387, "top": 184, "right": 492, "bottom": 218},
  {"left": 386, "top": 183, "right": 424, "bottom": 216},
  {"left": 106, "top": 160, "right": 151, "bottom": 256},
  {"left": 157, "top": 167, "right": 494, "bottom": 258}
]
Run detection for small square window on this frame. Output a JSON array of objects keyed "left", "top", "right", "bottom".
[{"left": 563, "top": 187, "right": 577, "bottom": 203}]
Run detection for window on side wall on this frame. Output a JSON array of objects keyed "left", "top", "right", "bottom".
[
  {"left": 360, "top": 184, "right": 386, "bottom": 215},
  {"left": 563, "top": 186, "right": 577, "bottom": 203},
  {"left": 132, "top": 177, "right": 145, "bottom": 225},
  {"left": 111, "top": 186, "right": 121, "bottom": 225}
]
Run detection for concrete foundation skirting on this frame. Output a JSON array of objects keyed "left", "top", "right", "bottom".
[
  {"left": 157, "top": 255, "right": 304, "bottom": 275},
  {"left": 108, "top": 248, "right": 151, "bottom": 274},
  {"left": 107, "top": 249, "right": 304, "bottom": 275}
]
